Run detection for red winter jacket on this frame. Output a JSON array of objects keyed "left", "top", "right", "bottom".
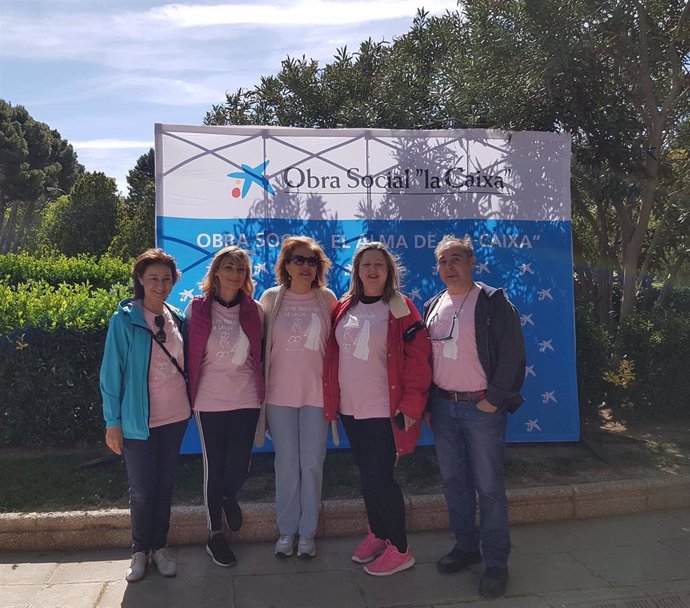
[
  {"left": 185, "top": 293, "right": 265, "bottom": 406},
  {"left": 323, "top": 294, "right": 432, "bottom": 457}
]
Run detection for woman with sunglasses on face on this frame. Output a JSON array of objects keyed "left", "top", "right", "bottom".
[
  {"left": 258, "top": 236, "right": 337, "bottom": 559},
  {"left": 185, "top": 246, "right": 265, "bottom": 568},
  {"left": 100, "top": 249, "right": 191, "bottom": 583},
  {"left": 323, "top": 241, "right": 432, "bottom": 576}
]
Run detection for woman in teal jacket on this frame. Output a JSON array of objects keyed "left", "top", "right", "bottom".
[{"left": 100, "top": 249, "right": 190, "bottom": 583}]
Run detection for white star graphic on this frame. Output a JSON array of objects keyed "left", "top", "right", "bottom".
[
  {"left": 179, "top": 289, "right": 194, "bottom": 302},
  {"left": 526, "top": 419, "right": 541, "bottom": 432},
  {"left": 538, "top": 339, "right": 554, "bottom": 353},
  {"left": 538, "top": 288, "right": 553, "bottom": 301},
  {"left": 520, "top": 313, "right": 534, "bottom": 327},
  {"left": 525, "top": 365, "right": 536, "bottom": 378},
  {"left": 519, "top": 263, "right": 534, "bottom": 275},
  {"left": 541, "top": 391, "right": 557, "bottom": 404},
  {"left": 409, "top": 288, "right": 421, "bottom": 301},
  {"left": 476, "top": 262, "right": 490, "bottom": 275},
  {"left": 253, "top": 262, "right": 267, "bottom": 275}
]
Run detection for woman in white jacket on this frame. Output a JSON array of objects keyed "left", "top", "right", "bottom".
[{"left": 258, "top": 236, "right": 337, "bottom": 559}]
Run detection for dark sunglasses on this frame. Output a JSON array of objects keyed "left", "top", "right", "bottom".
[
  {"left": 289, "top": 255, "right": 319, "bottom": 267},
  {"left": 154, "top": 315, "right": 166, "bottom": 344},
  {"left": 427, "top": 311, "right": 457, "bottom": 342}
]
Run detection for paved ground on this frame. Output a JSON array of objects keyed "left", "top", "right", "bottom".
[{"left": 2, "top": 508, "right": 690, "bottom": 608}]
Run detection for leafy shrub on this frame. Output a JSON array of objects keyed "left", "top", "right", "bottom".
[
  {"left": 37, "top": 172, "right": 119, "bottom": 256},
  {"left": 0, "top": 253, "right": 131, "bottom": 288},
  {"left": 0, "top": 281, "right": 129, "bottom": 334},
  {"left": 574, "top": 303, "right": 614, "bottom": 415},
  {"left": 0, "top": 327, "right": 107, "bottom": 447},
  {"left": 614, "top": 310, "right": 690, "bottom": 419}
]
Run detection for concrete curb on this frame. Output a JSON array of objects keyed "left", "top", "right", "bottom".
[{"left": 2, "top": 475, "right": 690, "bottom": 551}]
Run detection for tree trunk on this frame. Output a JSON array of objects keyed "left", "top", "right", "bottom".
[
  {"left": 655, "top": 256, "right": 686, "bottom": 310},
  {"left": 0, "top": 200, "right": 20, "bottom": 254},
  {"left": 636, "top": 212, "right": 665, "bottom": 310},
  {"left": 14, "top": 199, "right": 37, "bottom": 252},
  {"left": 0, "top": 195, "right": 7, "bottom": 250},
  {"left": 619, "top": 167, "right": 659, "bottom": 324}
]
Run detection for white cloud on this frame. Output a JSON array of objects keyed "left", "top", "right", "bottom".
[
  {"left": 149, "top": 1, "right": 455, "bottom": 26},
  {"left": 2, "top": 0, "right": 461, "bottom": 191},
  {"left": 88, "top": 74, "right": 227, "bottom": 106},
  {"left": 71, "top": 139, "right": 153, "bottom": 150},
  {"left": 2, "top": 1, "right": 458, "bottom": 70}
]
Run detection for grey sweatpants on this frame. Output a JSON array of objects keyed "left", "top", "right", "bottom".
[{"left": 266, "top": 404, "right": 328, "bottom": 538}]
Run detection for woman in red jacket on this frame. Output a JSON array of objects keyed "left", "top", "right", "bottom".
[{"left": 323, "top": 241, "right": 432, "bottom": 576}]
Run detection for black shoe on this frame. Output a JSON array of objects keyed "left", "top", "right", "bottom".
[
  {"left": 222, "top": 496, "right": 243, "bottom": 532},
  {"left": 479, "top": 566, "right": 509, "bottom": 598},
  {"left": 206, "top": 533, "right": 236, "bottom": 567},
  {"left": 436, "top": 548, "right": 482, "bottom": 574}
]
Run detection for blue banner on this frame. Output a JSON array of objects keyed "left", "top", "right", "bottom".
[{"left": 155, "top": 125, "right": 579, "bottom": 452}]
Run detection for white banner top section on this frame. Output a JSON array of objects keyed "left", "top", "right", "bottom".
[{"left": 156, "top": 124, "right": 571, "bottom": 222}]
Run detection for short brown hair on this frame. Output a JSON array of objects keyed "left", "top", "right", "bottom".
[
  {"left": 200, "top": 246, "right": 254, "bottom": 298},
  {"left": 274, "top": 236, "right": 331, "bottom": 288},
  {"left": 434, "top": 235, "right": 475, "bottom": 260},
  {"left": 344, "top": 241, "right": 403, "bottom": 305},
  {"left": 132, "top": 249, "right": 180, "bottom": 299}
]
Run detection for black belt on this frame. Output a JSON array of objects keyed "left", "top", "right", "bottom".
[{"left": 434, "top": 387, "right": 486, "bottom": 402}]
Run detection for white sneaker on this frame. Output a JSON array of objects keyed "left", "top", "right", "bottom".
[
  {"left": 125, "top": 551, "right": 148, "bottom": 582},
  {"left": 274, "top": 534, "right": 296, "bottom": 557},
  {"left": 297, "top": 536, "right": 316, "bottom": 558},
  {"left": 151, "top": 547, "right": 177, "bottom": 577}
]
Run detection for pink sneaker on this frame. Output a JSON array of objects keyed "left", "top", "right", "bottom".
[
  {"left": 351, "top": 528, "right": 387, "bottom": 564},
  {"left": 364, "top": 541, "right": 415, "bottom": 576}
]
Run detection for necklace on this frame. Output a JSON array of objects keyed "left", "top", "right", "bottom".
[
  {"left": 429, "top": 284, "right": 475, "bottom": 342},
  {"left": 448, "top": 283, "right": 475, "bottom": 317}
]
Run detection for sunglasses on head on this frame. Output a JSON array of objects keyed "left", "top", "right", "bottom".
[
  {"left": 289, "top": 255, "right": 318, "bottom": 267},
  {"left": 154, "top": 315, "right": 166, "bottom": 344}
]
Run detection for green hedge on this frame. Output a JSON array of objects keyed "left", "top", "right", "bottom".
[
  {"left": 0, "top": 281, "right": 128, "bottom": 334},
  {"left": 0, "top": 253, "right": 131, "bottom": 288},
  {"left": 574, "top": 304, "right": 613, "bottom": 415},
  {"left": 1, "top": 327, "right": 106, "bottom": 447},
  {"left": 1, "top": 293, "right": 687, "bottom": 447},
  {"left": 613, "top": 310, "right": 690, "bottom": 418},
  {"left": 575, "top": 305, "right": 690, "bottom": 420}
]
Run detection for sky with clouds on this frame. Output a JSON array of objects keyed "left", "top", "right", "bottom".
[{"left": 1, "top": 0, "right": 459, "bottom": 193}]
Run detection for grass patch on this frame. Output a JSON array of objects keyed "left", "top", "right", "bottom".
[
  {"left": 0, "top": 448, "right": 443, "bottom": 512},
  {"left": 0, "top": 452, "right": 212, "bottom": 512}
]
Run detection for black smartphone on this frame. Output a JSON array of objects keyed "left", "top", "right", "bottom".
[{"left": 393, "top": 413, "right": 406, "bottom": 430}]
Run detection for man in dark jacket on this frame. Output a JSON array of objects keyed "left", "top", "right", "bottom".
[{"left": 423, "top": 235, "right": 525, "bottom": 599}]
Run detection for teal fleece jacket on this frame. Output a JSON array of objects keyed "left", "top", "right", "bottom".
[{"left": 99, "top": 298, "right": 186, "bottom": 439}]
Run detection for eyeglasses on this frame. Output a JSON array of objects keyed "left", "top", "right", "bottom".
[
  {"left": 427, "top": 312, "right": 457, "bottom": 342},
  {"left": 289, "top": 255, "right": 319, "bottom": 267},
  {"left": 154, "top": 315, "right": 166, "bottom": 344}
]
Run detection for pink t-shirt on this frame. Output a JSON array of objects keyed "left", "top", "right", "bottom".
[
  {"left": 335, "top": 300, "right": 390, "bottom": 419},
  {"left": 194, "top": 301, "right": 260, "bottom": 411},
  {"left": 267, "top": 291, "right": 327, "bottom": 408},
  {"left": 427, "top": 288, "right": 487, "bottom": 392},
  {"left": 142, "top": 307, "right": 191, "bottom": 428}
]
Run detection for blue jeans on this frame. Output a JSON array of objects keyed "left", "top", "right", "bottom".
[
  {"left": 122, "top": 418, "right": 188, "bottom": 554},
  {"left": 429, "top": 394, "right": 510, "bottom": 567}
]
